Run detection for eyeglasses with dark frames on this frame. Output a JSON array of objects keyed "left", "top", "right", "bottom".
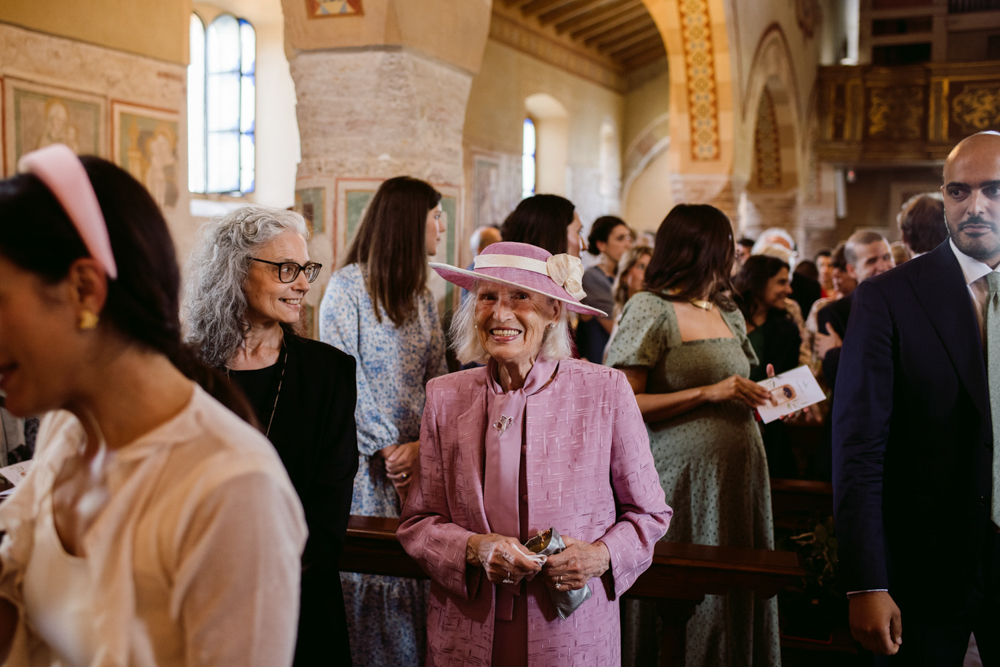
[{"left": 249, "top": 258, "right": 323, "bottom": 283}]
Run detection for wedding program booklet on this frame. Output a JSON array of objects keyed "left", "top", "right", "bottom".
[{"left": 755, "top": 365, "right": 825, "bottom": 424}]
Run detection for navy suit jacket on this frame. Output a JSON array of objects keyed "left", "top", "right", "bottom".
[{"left": 833, "top": 242, "right": 994, "bottom": 612}]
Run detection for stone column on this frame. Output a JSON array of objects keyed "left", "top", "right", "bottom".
[{"left": 280, "top": 0, "right": 490, "bottom": 320}]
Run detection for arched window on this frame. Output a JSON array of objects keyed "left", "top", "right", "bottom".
[
  {"left": 522, "top": 118, "right": 536, "bottom": 200},
  {"left": 188, "top": 12, "right": 256, "bottom": 195}
]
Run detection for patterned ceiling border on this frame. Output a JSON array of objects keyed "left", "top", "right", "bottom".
[
  {"left": 489, "top": 11, "right": 626, "bottom": 93},
  {"left": 678, "top": 0, "right": 720, "bottom": 161}
]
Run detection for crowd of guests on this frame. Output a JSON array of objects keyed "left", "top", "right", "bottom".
[{"left": 0, "top": 137, "right": 964, "bottom": 667}]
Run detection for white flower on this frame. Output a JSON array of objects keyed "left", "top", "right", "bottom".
[{"left": 546, "top": 254, "right": 586, "bottom": 300}]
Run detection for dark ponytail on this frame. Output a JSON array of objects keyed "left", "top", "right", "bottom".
[{"left": 0, "top": 156, "right": 256, "bottom": 424}]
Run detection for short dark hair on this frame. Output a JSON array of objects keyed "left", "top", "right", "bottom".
[
  {"left": 738, "top": 237, "right": 756, "bottom": 249},
  {"left": 644, "top": 204, "right": 736, "bottom": 309},
  {"left": 845, "top": 230, "right": 888, "bottom": 267},
  {"left": 587, "top": 216, "right": 628, "bottom": 257},
  {"left": 0, "top": 157, "right": 253, "bottom": 421},
  {"left": 501, "top": 194, "right": 575, "bottom": 255},
  {"left": 831, "top": 242, "right": 849, "bottom": 271},
  {"left": 343, "top": 176, "right": 442, "bottom": 327},
  {"left": 733, "top": 254, "right": 791, "bottom": 322},
  {"left": 815, "top": 249, "right": 832, "bottom": 260},
  {"left": 794, "top": 259, "right": 820, "bottom": 282},
  {"left": 898, "top": 194, "right": 948, "bottom": 254}
]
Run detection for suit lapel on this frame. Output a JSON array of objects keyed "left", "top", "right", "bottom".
[
  {"left": 907, "top": 243, "right": 990, "bottom": 421},
  {"left": 455, "top": 389, "right": 490, "bottom": 535}
]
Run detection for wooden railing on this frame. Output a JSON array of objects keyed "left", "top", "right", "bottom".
[
  {"left": 950, "top": 0, "right": 1000, "bottom": 12},
  {"left": 770, "top": 478, "right": 834, "bottom": 530},
  {"left": 342, "top": 515, "right": 804, "bottom": 667}
]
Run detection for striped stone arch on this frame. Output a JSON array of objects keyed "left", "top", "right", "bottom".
[{"left": 641, "top": 0, "right": 734, "bottom": 175}]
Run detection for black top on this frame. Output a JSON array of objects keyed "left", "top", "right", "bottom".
[{"left": 226, "top": 334, "right": 359, "bottom": 666}]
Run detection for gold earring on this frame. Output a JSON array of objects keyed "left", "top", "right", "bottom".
[{"left": 78, "top": 310, "right": 99, "bottom": 330}]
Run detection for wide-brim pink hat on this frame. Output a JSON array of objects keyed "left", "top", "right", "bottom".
[{"left": 430, "top": 241, "right": 607, "bottom": 317}]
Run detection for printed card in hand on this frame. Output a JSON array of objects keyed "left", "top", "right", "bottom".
[{"left": 756, "top": 365, "right": 826, "bottom": 424}]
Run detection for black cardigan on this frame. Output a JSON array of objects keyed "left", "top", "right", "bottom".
[{"left": 227, "top": 334, "right": 358, "bottom": 666}]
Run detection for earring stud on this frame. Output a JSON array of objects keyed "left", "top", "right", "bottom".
[{"left": 78, "top": 310, "right": 99, "bottom": 330}]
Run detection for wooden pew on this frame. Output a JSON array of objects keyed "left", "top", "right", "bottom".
[
  {"left": 770, "top": 478, "right": 834, "bottom": 530},
  {"left": 342, "top": 515, "right": 804, "bottom": 667}
]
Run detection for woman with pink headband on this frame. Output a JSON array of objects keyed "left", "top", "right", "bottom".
[{"left": 0, "top": 145, "right": 306, "bottom": 666}]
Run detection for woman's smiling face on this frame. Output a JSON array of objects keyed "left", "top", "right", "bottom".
[
  {"left": 243, "top": 230, "right": 311, "bottom": 327},
  {"left": 475, "top": 284, "right": 560, "bottom": 366}
]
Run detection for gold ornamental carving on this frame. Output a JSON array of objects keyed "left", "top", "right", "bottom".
[
  {"left": 951, "top": 85, "right": 1000, "bottom": 133},
  {"left": 868, "top": 86, "right": 923, "bottom": 140}
]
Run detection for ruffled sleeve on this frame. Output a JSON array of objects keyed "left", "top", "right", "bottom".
[{"left": 605, "top": 292, "right": 676, "bottom": 369}]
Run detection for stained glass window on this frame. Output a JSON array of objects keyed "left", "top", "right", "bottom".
[
  {"left": 522, "top": 118, "right": 536, "bottom": 200},
  {"left": 189, "top": 12, "right": 255, "bottom": 195}
]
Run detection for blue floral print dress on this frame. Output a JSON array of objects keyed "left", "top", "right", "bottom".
[{"left": 320, "top": 262, "right": 447, "bottom": 666}]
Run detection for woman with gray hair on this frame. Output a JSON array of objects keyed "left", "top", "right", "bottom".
[
  {"left": 184, "top": 205, "right": 359, "bottom": 666},
  {"left": 397, "top": 241, "right": 671, "bottom": 665}
]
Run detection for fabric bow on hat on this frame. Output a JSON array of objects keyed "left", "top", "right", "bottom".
[{"left": 546, "top": 254, "right": 586, "bottom": 301}]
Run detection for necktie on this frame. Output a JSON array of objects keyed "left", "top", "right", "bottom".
[
  {"left": 483, "top": 355, "right": 557, "bottom": 621},
  {"left": 986, "top": 272, "right": 1000, "bottom": 526}
]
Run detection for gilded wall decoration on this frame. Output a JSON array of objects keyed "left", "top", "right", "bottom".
[
  {"left": 951, "top": 84, "right": 1000, "bottom": 134},
  {"left": 677, "top": 0, "right": 720, "bottom": 161},
  {"left": 868, "top": 86, "right": 924, "bottom": 141},
  {"left": 295, "top": 187, "right": 326, "bottom": 234},
  {"left": 754, "top": 90, "right": 782, "bottom": 189}
]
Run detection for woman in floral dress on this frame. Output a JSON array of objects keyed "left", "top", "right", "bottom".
[{"left": 320, "top": 176, "right": 448, "bottom": 665}]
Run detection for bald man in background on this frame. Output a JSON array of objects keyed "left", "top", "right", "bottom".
[{"left": 834, "top": 132, "right": 1000, "bottom": 664}]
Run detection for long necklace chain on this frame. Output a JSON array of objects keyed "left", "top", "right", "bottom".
[{"left": 264, "top": 347, "right": 288, "bottom": 438}]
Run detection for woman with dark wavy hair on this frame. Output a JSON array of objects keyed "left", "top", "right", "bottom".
[
  {"left": 733, "top": 254, "right": 801, "bottom": 479},
  {"left": 0, "top": 145, "right": 305, "bottom": 666},
  {"left": 500, "top": 194, "right": 584, "bottom": 257},
  {"left": 319, "top": 176, "right": 448, "bottom": 666},
  {"left": 607, "top": 204, "right": 781, "bottom": 667}
]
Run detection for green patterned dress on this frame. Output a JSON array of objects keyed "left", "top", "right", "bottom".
[{"left": 606, "top": 292, "right": 781, "bottom": 667}]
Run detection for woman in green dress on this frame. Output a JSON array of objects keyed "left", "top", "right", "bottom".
[{"left": 606, "top": 204, "right": 782, "bottom": 667}]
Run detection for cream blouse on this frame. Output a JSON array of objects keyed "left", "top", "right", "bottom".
[{"left": 0, "top": 384, "right": 308, "bottom": 667}]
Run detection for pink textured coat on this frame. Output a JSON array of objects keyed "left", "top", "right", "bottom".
[{"left": 398, "top": 360, "right": 671, "bottom": 666}]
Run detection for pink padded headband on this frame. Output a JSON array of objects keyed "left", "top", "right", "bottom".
[{"left": 18, "top": 144, "right": 118, "bottom": 279}]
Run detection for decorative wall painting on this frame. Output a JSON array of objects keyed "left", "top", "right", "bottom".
[
  {"left": 307, "top": 0, "right": 362, "bottom": 18},
  {"left": 3, "top": 78, "right": 106, "bottom": 175},
  {"left": 295, "top": 187, "right": 326, "bottom": 234},
  {"left": 112, "top": 102, "right": 181, "bottom": 211}
]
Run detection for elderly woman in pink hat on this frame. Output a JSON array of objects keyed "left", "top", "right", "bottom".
[{"left": 397, "top": 242, "right": 672, "bottom": 666}]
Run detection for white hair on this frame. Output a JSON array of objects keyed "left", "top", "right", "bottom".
[{"left": 450, "top": 280, "right": 573, "bottom": 365}]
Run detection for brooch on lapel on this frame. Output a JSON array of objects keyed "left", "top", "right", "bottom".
[{"left": 492, "top": 415, "right": 513, "bottom": 436}]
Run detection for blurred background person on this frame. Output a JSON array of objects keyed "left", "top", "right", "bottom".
[
  {"left": 891, "top": 241, "right": 913, "bottom": 266},
  {"left": 320, "top": 176, "right": 448, "bottom": 667},
  {"left": 898, "top": 192, "right": 949, "bottom": 258},
  {"left": 0, "top": 146, "right": 305, "bottom": 665},
  {"left": 603, "top": 245, "right": 654, "bottom": 363},
  {"left": 607, "top": 204, "right": 781, "bottom": 667},
  {"left": 577, "top": 215, "right": 633, "bottom": 363},
  {"left": 734, "top": 254, "right": 801, "bottom": 478},
  {"left": 399, "top": 241, "right": 671, "bottom": 666},
  {"left": 736, "top": 236, "right": 756, "bottom": 267},
  {"left": 501, "top": 194, "right": 584, "bottom": 257},
  {"left": 462, "top": 226, "right": 502, "bottom": 302},
  {"left": 815, "top": 249, "right": 834, "bottom": 297},
  {"left": 185, "top": 205, "right": 359, "bottom": 666}
]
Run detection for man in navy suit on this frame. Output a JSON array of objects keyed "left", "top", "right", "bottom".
[{"left": 834, "top": 132, "right": 1000, "bottom": 664}]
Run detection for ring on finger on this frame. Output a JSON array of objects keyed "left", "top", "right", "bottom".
[{"left": 502, "top": 570, "right": 514, "bottom": 585}]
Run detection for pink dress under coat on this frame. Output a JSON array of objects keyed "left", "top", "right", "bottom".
[{"left": 397, "top": 359, "right": 672, "bottom": 666}]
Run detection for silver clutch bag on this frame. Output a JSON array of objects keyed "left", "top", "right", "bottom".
[{"left": 524, "top": 527, "right": 593, "bottom": 620}]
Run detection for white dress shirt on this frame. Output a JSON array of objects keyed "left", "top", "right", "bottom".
[{"left": 950, "top": 238, "right": 1000, "bottom": 345}]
